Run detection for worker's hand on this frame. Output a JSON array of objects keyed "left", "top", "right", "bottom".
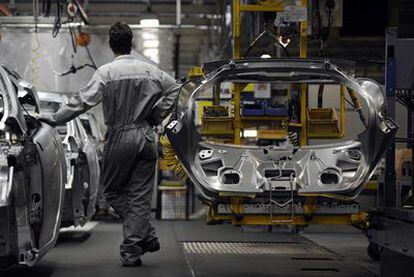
[{"left": 37, "top": 114, "right": 57, "bottom": 127}]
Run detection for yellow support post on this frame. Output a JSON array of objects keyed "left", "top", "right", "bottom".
[
  {"left": 232, "top": 0, "right": 241, "bottom": 144},
  {"left": 299, "top": 0, "right": 308, "bottom": 146},
  {"left": 339, "top": 85, "right": 346, "bottom": 138},
  {"left": 233, "top": 0, "right": 241, "bottom": 59},
  {"left": 230, "top": 196, "right": 244, "bottom": 224},
  {"left": 233, "top": 84, "right": 242, "bottom": 144},
  {"left": 299, "top": 0, "right": 308, "bottom": 58},
  {"left": 300, "top": 84, "right": 308, "bottom": 146},
  {"left": 304, "top": 196, "right": 317, "bottom": 215}
]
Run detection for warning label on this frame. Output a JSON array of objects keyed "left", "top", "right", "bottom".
[{"left": 275, "top": 5, "right": 307, "bottom": 26}]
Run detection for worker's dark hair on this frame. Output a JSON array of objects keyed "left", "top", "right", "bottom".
[{"left": 109, "top": 22, "right": 133, "bottom": 55}]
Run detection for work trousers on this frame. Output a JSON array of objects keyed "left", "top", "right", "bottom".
[{"left": 103, "top": 125, "right": 157, "bottom": 264}]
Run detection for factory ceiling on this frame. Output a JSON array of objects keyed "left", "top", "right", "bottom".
[{"left": 2, "top": 0, "right": 404, "bottom": 81}]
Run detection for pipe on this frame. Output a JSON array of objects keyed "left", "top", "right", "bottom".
[
  {"left": 339, "top": 85, "right": 346, "bottom": 138},
  {"left": 33, "top": 0, "right": 39, "bottom": 24},
  {"left": 0, "top": 21, "right": 215, "bottom": 30},
  {"left": 317, "top": 85, "right": 324, "bottom": 108},
  {"left": 176, "top": 0, "right": 181, "bottom": 26},
  {"left": 9, "top": 0, "right": 15, "bottom": 11},
  {"left": 173, "top": 33, "right": 180, "bottom": 79}
]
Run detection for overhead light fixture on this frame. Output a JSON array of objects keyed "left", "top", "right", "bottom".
[
  {"left": 225, "top": 4, "right": 232, "bottom": 26},
  {"left": 143, "top": 48, "right": 158, "bottom": 56},
  {"left": 140, "top": 19, "right": 159, "bottom": 28},
  {"left": 142, "top": 32, "right": 158, "bottom": 40},
  {"left": 243, "top": 130, "right": 258, "bottom": 138},
  {"left": 143, "top": 39, "right": 160, "bottom": 48},
  {"left": 260, "top": 54, "right": 272, "bottom": 59}
]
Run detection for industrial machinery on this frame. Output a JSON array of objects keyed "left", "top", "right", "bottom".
[
  {"left": 158, "top": 0, "right": 387, "bottom": 228},
  {"left": 166, "top": 58, "right": 397, "bottom": 226},
  {"left": 0, "top": 66, "right": 66, "bottom": 268},
  {"left": 38, "top": 92, "right": 101, "bottom": 228},
  {"left": 365, "top": 27, "right": 414, "bottom": 275}
]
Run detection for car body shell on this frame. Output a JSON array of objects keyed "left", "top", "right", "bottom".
[
  {"left": 0, "top": 65, "right": 66, "bottom": 268},
  {"left": 166, "top": 59, "right": 398, "bottom": 201},
  {"left": 79, "top": 112, "right": 105, "bottom": 165},
  {"left": 38, "top": 92, "right": 101, "bottom": 228},
  {"left": 78, "top": 113, "right": 106, "bottom": 209}
]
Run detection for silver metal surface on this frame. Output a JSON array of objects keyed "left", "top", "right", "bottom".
[
  {"left": 38, "top": 92, "right": 101, "bottom": 228},
  {"left": 166, "top": 59, "right": 398, "bottom": 201},
  {"left": 182, "top": 242, "right": 329, "bottom": 255},
  {"left": 217, "top": 202, "right": 360, "bottom": 215},
  {"left": 0, "top": 65, "right": 67, "bottom": 268}
]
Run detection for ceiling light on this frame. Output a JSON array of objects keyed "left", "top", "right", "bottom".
[
  {"left": 143, "top": 39, "right": 159, "bottom": 48},
  {"left": 140, "top": 19, "right": 159, "bottom": 28},
  {"left": 143, "top": 48, "right": 159, "bottom": 56},
  {"left": 225, "top": 5, "right": 232, "bottom": 26},
  {"left": 142, "top": 32, "right": 158, "bottom": 40},
  {"left": 261, "top": 54, "right": 272, "bottom": 59},
  {"left": 243, "top": 130, "right": 258, "bottom": 138}
]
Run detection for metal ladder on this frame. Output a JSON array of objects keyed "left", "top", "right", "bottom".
[{"left": 268, "top": 163, "right": 295, "bottom": 224}]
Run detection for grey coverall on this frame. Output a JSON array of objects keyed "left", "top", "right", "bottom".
[{"left": 43, "top": 55, "right": 179, "bottom": 264}]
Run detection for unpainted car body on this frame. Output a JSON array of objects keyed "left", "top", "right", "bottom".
[
  {"left": 79, "top": 112, "right": 105, "bottom": 165},
  {"left": 38, "top": 92, "right": 101, "bottom": 228},
  {"left": 0, "top": 66, "right": 66, "bottom": 268},
  {"left": 78, "top": 113, "right": 107, "bottom": 210},
  {"left": 166, "top": 59, "right": 398, "bottom": 201}
]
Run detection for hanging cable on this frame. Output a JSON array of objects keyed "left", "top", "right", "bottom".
[
  {"left": 84, "top": 44, "right": 97, "bottom": 69},
  {"left": 73, "top": 0, "right": 89, "bottom": 25},
  {"left": 69, "top": 25, "right": 77, "bottom": 53},
  {"left": 52, "top": 0, "right": 63, "bottom": 37}
]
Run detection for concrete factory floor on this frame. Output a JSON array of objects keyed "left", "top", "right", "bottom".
[{"left": 2, "top": 218, "right": 379, "bottom": 277}]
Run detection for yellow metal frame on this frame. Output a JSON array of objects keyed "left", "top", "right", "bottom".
[
  {"left": 299, "top": 0, "right": 308, "bottom": 145},
  {"left": 202, "top": 0, "right": 367, "bottom": 228},
  {"left": 240, "top": 0, "right": 285, "bottom": 12},
  {"left": 188, "top": 66, "right": 204, "bottom": 79},
  {"left": 207, "top": 206, "right": 368, "bottom": 228},
  {"left": 232, "top": 0, "right": 308, "bottom": 145}
]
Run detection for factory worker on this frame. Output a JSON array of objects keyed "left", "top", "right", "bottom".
[{"left": 40, "top": 21, "right": 180, "bottom": 267}]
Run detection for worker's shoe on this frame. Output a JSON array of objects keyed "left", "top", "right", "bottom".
[
  {"left": 122, "top": 258, "right": 142, "bottom": 267},
  {"left": 120, "top": 243, "right": 143, "bottom": 267},
  {"left": 142, "top": 239, "right": 160, "bottom": 254}
]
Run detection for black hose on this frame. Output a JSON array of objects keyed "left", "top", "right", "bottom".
[
  {"left": 84, "top": 44, "right": 97, "bottom": 69},
  {"left": 69, "top": 25, "right": 77, "bottom": 53},
  {"left": 173, "top": 79, "right": 192, "bottom": 119},
  {"left": 317, "top": 84, "right": 324, "bottom": 108},
  {"left": 52, "top": 0, "right": 62, "bottom": 37}
]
